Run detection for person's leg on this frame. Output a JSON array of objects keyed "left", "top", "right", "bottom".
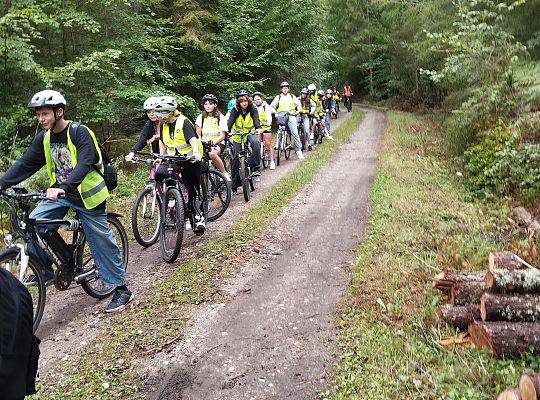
[
  {"left": 28, "top": 200, "right": 70, "bottom": 281},
  {"left": 263, "top": 132, "right": 273, "bottom": 162},
  {"left": 248, "top": 134, "right": 261, "bottom": 172},
  {"left": 325, "top": 113, "right": 332, "bottom": 137},
  {"left": 288, "top": 115, "right": 301, "bottom": 151},
  {"left": 231, "top": 141, "right": 242, "bottom": 191},
  {"left": 303, "top": 116, "right": 312, "bottom": 144},
  {"left": 209, "top": 149, "right": 225, "bottom": 173}
]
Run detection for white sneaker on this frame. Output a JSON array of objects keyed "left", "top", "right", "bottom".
[
  {"left": 326, "top": 135, "right": 334, "bottom": 140},
  {"left": 255, "top": 176, "right": 261, "bottom": 182},
  {"left": 222, "top": 171, "right": 231, "bottom": 181},
  {"left": 296, "top": 150, "right": 305, "bottom": 160},
  {"left": 269, "top": 161, "right": 276, "bottom": 170},
  {"left": 185, "top": 220, "right": 192, "bottom": 230}
]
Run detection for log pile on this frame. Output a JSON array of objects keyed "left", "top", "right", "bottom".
[
  {"left": 495, "top": 372, "right": 540, "bottom": 399},
  {"left": 433, "top": 251, "right": 540, "bottom": 358}
]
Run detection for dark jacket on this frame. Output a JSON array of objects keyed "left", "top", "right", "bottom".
[{"left": 227, "top": 104, "right": 262, "bottom": 132}]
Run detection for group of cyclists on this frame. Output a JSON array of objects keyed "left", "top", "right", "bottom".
[{"left": 0, "top": 81, "right": 354, "bottom": 317}]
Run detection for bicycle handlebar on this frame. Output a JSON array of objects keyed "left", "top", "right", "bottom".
[
  {"left": 134, "top": 151, "right": 194, "bottom": 163},
  {"left": 1, "top": 190, "right": 48, "bottom": 202}
]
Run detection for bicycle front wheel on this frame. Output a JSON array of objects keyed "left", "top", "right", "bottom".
[
  {"left": 207, "top": 170, "right": 231, "bottom": 222},
  {"left": 131, "top": 185, "right": 161, "bottom": 247},
  {"left": 160, "top": 187, "right": 185, "bottom": 263},
  {"left": 239, "top": 157, "right": 250, "bottom": 202},
  {"left": 0, "top": 247, "right": 46, "bottom": 333},
  {"left": 284, "top": 132, "right": 292, "bottom": 160}
]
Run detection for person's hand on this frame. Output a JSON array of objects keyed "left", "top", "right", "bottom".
[
  {"left": 46, "top": 188, "right": 65, "bottom": 201},
  {"left": 147, "top": 134, "right": 160, "bottom": 144},
  {"left": 125, "top": 152, "right": 135, "bottom": 162},
  {"left": 192, "top": 152, "right": 202, "bottom": 162},
  {"left": 153, "top": 158, "right": 162, "bottom": 166},
  {"left": 255, "top": 128, "right": 263, "bottom": 135}
]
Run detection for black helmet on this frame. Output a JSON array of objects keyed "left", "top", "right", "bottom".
[
  {"left": 202, "top": 93, "right": 218, "bottom": 104},
  {"left": 300, "top": 88, "right": 308, "bottom": 95},
  {"left": 236, "top": 89, "right": 250, "bottom": 98},
  {"left": 252, "top": 91, "right": 264, "bottom": 98}
]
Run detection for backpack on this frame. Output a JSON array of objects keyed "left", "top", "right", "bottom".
[{"left": 69, "top": 122, "right": 118, "bottom": 191}]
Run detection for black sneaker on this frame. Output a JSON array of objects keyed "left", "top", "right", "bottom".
[
  {"left": 26, "top": 273, "right": 54, "bottom": 287},
  {"left": 105, "top": 287, "right": 134, "bottom": 313}
]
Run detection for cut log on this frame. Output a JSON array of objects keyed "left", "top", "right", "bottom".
[
  {"left": 450, "top": 279, "right": 488, "bottom": 306},
  {"left": 486, "top": 269, "right": 540, "bottom": 294},
  {"left": 469, "top": 321, "right": 540, "bottom": 358},
  {"left": 489, "top": 251, "right": 527, "bottom": 271},
  {"left": 481, "top": 292, "right": 540, "bottom": 322},
  {"left": 519, "top": 373, "right": 540, "bottom": 400},
  {"left": 498, "top": 388, "right": 522, "bottom": 400},
  {"left": 436, "top": 304, "right": 480, "bottom": 330},
  {"left": 433, "top": 269, "right": 485, "bottom": 293}
]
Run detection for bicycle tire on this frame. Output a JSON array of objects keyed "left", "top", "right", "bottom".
[
  {"left": 207, "top": 170, "right": 232, "bottom": 222},
  {"left": 131, "top": 185, "right": 161, "bottom": 247},
  {"left": 160, "top": 187, "right": 185, "bottom": 263},
  {"left": 79, "top": 215, "right": 129, "bottom": 299},
  {"left": 0, "top": 248, "right": 46, "bottom": 333},
  {"left": 284, "top": 131, "right": 292, "bottom": 160},
  {"left": 239, "top": 157, "right": 250, "bottom": 202},
  {"left": 261, "top": 146, "right": 269, "bottom": 169},
  {"left": 276, "top": 131, "right": 282, "bottom": 166}
]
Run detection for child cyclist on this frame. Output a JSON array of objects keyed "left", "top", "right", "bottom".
[{"left": 252, "top": 92, "right": 276, "bottom": 170}]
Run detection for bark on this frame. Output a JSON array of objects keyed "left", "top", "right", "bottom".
[
  {"left": 486, "top": 269, "right": 540, "bottom": 294},
  {"left": 519, "top": 373, "right": 540, "bottom": 400},
  {"left": 489, "top": 252, "right": 527, "bottom": 271},
  {"left": 469, "top": 321, "right": 540, "bottom": 358},
  {"left": 436, "top": 304, "right": 480, "bottom": 331},
  {"left": 433, "top": 269, "right": 485, "bottom": 294},
  {"left": 481, "top": 292, "right": 540, "bottom": 322},
  {"left": 498, "top": 388, "right": 522, "bottom": 400},
  {"left": 450, "top": 279, "right": 488, "bottom": 306}
]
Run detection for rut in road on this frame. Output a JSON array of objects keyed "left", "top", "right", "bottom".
[{"left": 148, "top": 107, "right": 386, "bottom": 400}]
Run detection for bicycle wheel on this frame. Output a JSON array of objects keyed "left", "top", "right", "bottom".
[
  {"left": 79, "top": 215, "right": 129, "bottom": 299},
  {"left": 276, "top": 131, "right": 282, "bottom": 166},
  {"left": 261, "top": 145, "right": 269, "bottom": 169},
  {"left": 0, "top": 248, "right": 46, "bottom": 333},
  {"left": 284, "top": 131, "right": 292, "bottom": 160},
  {"left": 131, "top": 185, "right": 160, "bottom": 247},
  {"left": 207, "top": 170, "right": 231, "bottom": 222},
  {"left": 160, "top": 187, "right": 185, "bottom": 263},
  {"left": 239, "top": 157, "right": 250, "bottom": 202}
]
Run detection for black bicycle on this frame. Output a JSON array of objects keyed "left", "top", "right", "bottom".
[
  {"left": 202, "top": 141, "right": 232, "bottom": 222},
  {"left": 0, "top": 188, "right": 128, "bottom": 332},
  {"left": 313, "top": 115, "right": 326, "bottom": 145},
  {"left": 298, "top": 113, "right": 309, "bottom": 151},
  {"left": 230, "top": 132, "right": 257, "bottom": 202},
  {"left": 275, "top": 112, "right": 292, "bottom": 166},
  {"left": 344, "top": 96, "right": 352, "bottom": 112}
]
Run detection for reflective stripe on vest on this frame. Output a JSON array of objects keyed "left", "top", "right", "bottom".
[{"left": 43, "top": 122, "right": 109, "bottom": 209}]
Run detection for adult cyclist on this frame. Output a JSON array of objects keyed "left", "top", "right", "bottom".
[
  {"left": 227, "top": 90, "right": 263, "bottom": 192},
  {"left": 153, "top": 96, "right": 206, "bottom": 235},
  {"left": 270, "top": 82, "right": 304, "bottom": 160},
  {"left": 252, "top": 92, "right": 276, "bottom": 170},
  {"left": 298, "top": 88, "right": 316, "bottom": 151},
  {"left": 194, "top": 94, "right": 230, "bottom": 181},
  {"left": 0, "top": 90, "right": 133, "bottom": 312},
  {"left": 322, "top": 89, "right": 335, "bottom": 140},
  {"left": 343, "top": 83, "right": 353, "bottom": 112},
  {"left": 125, "top": 96, "right": 161, "bottom": 162}
]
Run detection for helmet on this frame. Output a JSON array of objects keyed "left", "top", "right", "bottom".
[
  {"left": 308, "top": 83, "right": 317, "bottom": 91},
  {"left": 300, "top": 88, "right": 308, "bottom": 95},
  {"left": 325, "top": 89, "right": 333, "bottom": 95},
  {"left": 143, "top": 96, "right": 159, "bottom": 110},
  {"left": 280, "top": 81, "right": 290, "bottom": 88},
  {"left": 154, "top": 96, "right": 178, "bottom": 112},
  {"left": 252, "top": 91, "right": 264, "bottom": 98},
  {"left": 236, "top": 89, "right": 250, "bottom": 98},
  {"left": 202, "top": 93, "right": 218, "bottom": 104},
  {"left": 28, "top": 90, "right": 66, "bottom": 109},
  {"left": 317, "top": 90, "right": 324, "bottom": 96}
]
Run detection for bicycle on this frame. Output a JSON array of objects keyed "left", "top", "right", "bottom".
[
  {"left": 0, "top": 188, "right": 128, "bottom": 332},
  {"left": 130, "top": 158, "right": 160, "bottom": 247},
  {"left": 313, "top": 115, "right": 326, "bottom": 145},
  {"left": 275, "top": 112, "right": 292, "bottom": 166},
  {"left": 344, "top": 96, "right": 352, "bottom": 112},
  {"left": 201, "top": 141, "right": 232, "bottom": 222},
  {"left": 260, "top": 132, "right": 271, "bottom": 169},
  {"left": 297, "top": 113, "right": 308, "bottom": 151},
  {"left": 230, "top": 132, "right": 257, "bottom": 202}
]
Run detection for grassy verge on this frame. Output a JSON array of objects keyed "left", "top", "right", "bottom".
[
  {"left": 323, "top": 110, "right": 539, "bottom": 400},
  {"left": 34, "top": 110, "right": 365, "bottom": 399}
]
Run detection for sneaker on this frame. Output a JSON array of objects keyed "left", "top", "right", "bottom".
[
  {"left": 308, "top": 144, "right": 312, "bottom": 151},
  {"left": 296, "top": 150, "right": 305, "bottom": 160},
  {"left": 185, "top": 220, "right": 192, "bottom": 230},
  {"left": 255, "top": 176, "right": 261, "bottom": 182},
  {"left": 193, "top": 215, "right": 206, "bottom": 236},
  {"left": 252, "top": 170, "right": 261, "bottom": 177},
  {"left": 222, "top": 172, "right": 231, "bottom": 182},
  {"left": 269, "top": 161, "right": 276, "bottom": 170},
  {"left": 232, "top": 189, "right": 239, "bottom": 195},
  {"left": 105, "top": 287, "right": 134, "bottom": 313},
  {"left": 326, "top": 135, "right": 334, "bottom": 140},
  {"left": 26, "top": 273, "right": 54, "bottom": 287}
]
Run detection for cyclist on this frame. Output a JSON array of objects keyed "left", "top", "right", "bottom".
[
  {"left": 194, "top": 94, "right": 230, "bottom": 181},
  {"left": 252, "top": 92, "right": 276, "bottom": 170},
  {"left": 153, "top": 96, "right": 206, "bottom": 235},
  {"left": 227, "top": 89, "right": 263, "bottom": 193},
  {"left": 270, "top": 82, "right": 304, "bottom": 159},
  {"left": 0, "top": 90, "right": 133, "bottom": 313},
  {"left": 298, "top": 88, "right": 316, "bottom": 151},
  {"left": 343, "top": 83, "right": 353, "bottom": 111},
  {"left": 125, "top": 96, "right": 161, "bottom": 162},
  {"left": 333, "top": 88, "right": 341, "bottom": 113},
  {"left": 314, "top": 89, "right": 327, "bottom": 138},
  {"left": 322, "top": 89, "right": 336, "bottom": 140}
]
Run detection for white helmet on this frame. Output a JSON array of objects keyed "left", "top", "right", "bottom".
[
  {"left": 28, "top": 90, "right": 67, "bottom": 109},
  {"left": 308, "top": 83, "right": 317, "bottom": 92},
  {"left": 143, "top": 96, "right": 159, "bottom": 111},
  {"left": 154, "top": 96, "right": 178, "bottom": 112}
]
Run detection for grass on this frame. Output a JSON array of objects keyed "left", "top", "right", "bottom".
[
  {"left": 322, "top": 110, "right": 539, "bottom": 400},
  {"left": 33, "top": 109, "right": 365, "bottom": 399}
]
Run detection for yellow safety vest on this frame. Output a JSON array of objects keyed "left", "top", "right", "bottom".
[
  {"left": 257, "top": 105, "right": 272, "bottom": 131},
  {"left": 43, "top": 122, "right": 108, "bottom": 209},
  {"left": 232, "top": 112, "right": 254, "bottom": 143},
  {"left": 300, "top": 99, "right": 311, "bottom": 114},
  {"left": 274, "top": 94, "right": 298, "bottom": 115},
  {"left": 200, "top": 114, "right": 221, "bottom": 143},
  {"left": 162, "top": 115, "right": 203, "bottom": 155}
]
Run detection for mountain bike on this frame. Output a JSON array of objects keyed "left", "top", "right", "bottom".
[
  {"left": 313, "top": 115, "right": 326, "bottom": 145},
  {"left": 130, "top": 158, "right": 160, "bottom": 247},
  {"left": 202, "top": 141, "right": 231, "bottom": 222},
  {"left": 230, "top": 132, "right": 257, "bottom": 202},
  {"left": 344, "top": 96, "right": 352, "bottom": 112},
  {"left": 0, "top": 188, "right": 128, "bottom": 332},
  {"left": 275, "top": 112, "right": 292, "bottom": 166},
  {"left": 260, "top": 132, "right": 271, "bottom": 169},
  {"left": 298, "top": 114, "right": 308, "bottom": 151}
]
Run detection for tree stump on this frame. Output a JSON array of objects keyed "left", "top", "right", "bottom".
[
  {"left": 486, "top": 269, "right": 540, "bottom": 294},
  {"left": 469, "top": 321, "right": 540, "bottom": 358},
  {"left": 450, "top": 279, "right": 488, "bottom": 306},
  {"left": 436, "top": 304, "right": 480, "bottom": 330},
  {"left": 481, "top": 292, "right": 540, "bottom": 322},
  {"left": 489, "top": 252, "right": 527, "bottom": 271}
]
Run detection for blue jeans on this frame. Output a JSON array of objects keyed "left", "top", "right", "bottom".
[
  {"left": 325, "top": 113, "right": 331, "bottom": 135},
  {"left": 231, "top": 134, "right": 261, "bottom": 191},
  {"left": 287, "top": 115, "right": 302, "bottom": 151},
  {"left": 28, "top": 199, "right": 125, "bottom": 287}
]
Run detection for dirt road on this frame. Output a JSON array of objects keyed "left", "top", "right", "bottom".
[{"left": 147, "top": 107, "right": 386, "bottom": 399}]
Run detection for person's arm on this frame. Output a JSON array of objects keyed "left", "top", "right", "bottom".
[
  {"left": 127, "top": 121, "right": 154, "bottom": 160},
  {"left": 194, "top": 114, "right": 203, "bottom": 138},
  {"left": 265, "top": 105, "right": 274, "bottom": 125},
  {"left": 250, "top": 106, "right": 262, "bottom": 130},
  {"left": 227, "top": 107, "right": 239, "bottom": 132},
  {"left": 0, "top": 132, "right": 47, "bottom": 190},
  {"left": 309, "top": 99, "right": 316, "bottom": 114},
  {"left": 294, "top": 95, "right": 301, "bottom": 113},
  {"left": 216, "top": 115, "right": 228, "bottom": 144},
  {"left": 183, "top": 119, "right": 202, "bottom": 160},
  {"left": 269, "top": 95, "right": 279, "bottom": 110}
]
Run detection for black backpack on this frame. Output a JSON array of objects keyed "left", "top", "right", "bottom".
[{"left": 69, "top": 122, "right": 118, "bottom": 191}]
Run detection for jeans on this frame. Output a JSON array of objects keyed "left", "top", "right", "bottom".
[
  {"left": 298, "top": 114, "right": 312, "bottom": 143},
  {"left": 287, "top": 115, "right": 302, "bottom": 151},
  {"left": 28, "top": 199, "right": 125, "bottom": 287},
  {"left": 325, "top": 113, "right": 331, "bottom": 136},
  {"left": 231, "top": 134, "right": 260, "bottom": 191}
]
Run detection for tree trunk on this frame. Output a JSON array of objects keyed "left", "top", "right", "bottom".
[
  {"left": 433, "top": 269, "right": 486, "bottom": 294},
  {"left": 481, "top": 292, "right": 540, "bottom": 322},
  {"left": 486, "top": 269, "right": 540, "bottom": 294},
  {"left": 498, "top": 388, "right": 522, "bottom": 400},
  {"left": 489, "top": 251, "right": 527, "bottom": 271},
  {"left": 519, "top": 373, "right": 540, "bottom": 400},
  {"left": 450, "top": 279, "right": 488, "bottom": 306},
  {"left": 469, "top": 321, "right": 540, "bottom": 358},
  {"left": 436, "top": 304, "right": 480, "bottom": 330}
]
